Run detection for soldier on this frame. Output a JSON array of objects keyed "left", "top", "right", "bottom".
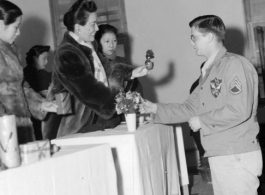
[{"left": 140, "top": 15, "right": 262, "bottom": 195}]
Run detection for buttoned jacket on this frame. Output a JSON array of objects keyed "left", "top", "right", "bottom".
[{"left": 155, "top": 47, "right": 260, "bottom": 156}]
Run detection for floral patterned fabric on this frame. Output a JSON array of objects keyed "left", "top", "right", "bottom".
[{"left": 0, "top": 40, "right": 45, "bottom": 143}]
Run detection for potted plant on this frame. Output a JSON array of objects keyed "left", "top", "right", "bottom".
[{"left": 115, "top": 90, "right": 142, "bottom": 131}]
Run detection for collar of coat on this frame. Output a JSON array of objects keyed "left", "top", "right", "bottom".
[
  {"left": 61, "top": 31, "right": 110, "bottom": 69},
  {"left": 199, "top": 46, "right": 227, "bottom": 85},
  {"left": 212, "top": 46, "right": 227, "bottom": 68},
  {"left": 61, "top": 31, "right": 99, "bottom": 54}
]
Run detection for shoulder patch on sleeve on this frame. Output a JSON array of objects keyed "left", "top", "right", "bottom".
[{"left": 229, "top": 76, "right": 242, "bottom": 95}]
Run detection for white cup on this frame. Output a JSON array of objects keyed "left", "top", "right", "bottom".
[{"left": 137, "top": 115, "right": 144, "bottom": 124}]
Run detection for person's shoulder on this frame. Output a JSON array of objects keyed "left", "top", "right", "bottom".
[
  {"left": 24, "top": 65, "right": 36, "bottom": 74},
  {"left": 57, "top": 39, "right": 92, "bottom": 58},
  {"left": 56, "top": 42, "right": 85, "bottom": 62},
  {"left": 38, "top": 69, "right": 51, "bottom": 75},
  {"left": 57, "top": 41, "right": 77, "bottom": 52},
  {"left": 115, "top": 56, "right": 130, "bottom": 64},
  {"left": 223, "top": 51, "right": 251, "bottom": 63},
  {"left": 57, "top": 32, "right": 80, "bottom": 52},
  {"left": 223, "top": 52, "right": 256, "bottom": 72}
]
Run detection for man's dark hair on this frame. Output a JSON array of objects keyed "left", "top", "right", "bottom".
[{"left": 189, "top": 15, "right": 226, "bottom": 42}]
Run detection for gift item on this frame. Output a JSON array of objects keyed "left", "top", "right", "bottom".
[
  {"left": 56, "top": 92, "right": 72, "bottom": 115},
  {"left": 145, "top": 49, "right": 155, "bottom": 70},
  {"left": 19, "top": 139, "right": 51, "bottom": 165},
  {"left": 51, "top": 144, "right": 60, "bottom": 155},
  {"left": 0, "top": 115, "right": 21, "bottom": 170}
]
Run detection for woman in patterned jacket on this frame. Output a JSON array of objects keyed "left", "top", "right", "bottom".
[{"left": 0, "top": 1, "right": 57, "bottom": 144}]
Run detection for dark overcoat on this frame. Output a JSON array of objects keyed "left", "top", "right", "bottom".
[{"left": 44, "top": 32, "right": 133, "bottom": 138}]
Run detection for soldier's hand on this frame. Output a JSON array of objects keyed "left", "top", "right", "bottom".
[
  {"left": 188, "top": 116, "right": 201, "bottom": 132},
  {"left": 139, "top": 99, "right": 157, "bottom": 114}
]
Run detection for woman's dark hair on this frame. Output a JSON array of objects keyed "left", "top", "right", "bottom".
[
  {"left": 189, "top": 15, "right": 226, "bottom": 42},
  {"left": 0, "top": 1, "right": 22, "bottom": 25},
  {"left": 95, "top": 24, "right": 118, "bottom": 53},
  {"left": 63, "top": 0, "right": 97, "bottom": 32},
  {"left": 26, "top": 45, "right": 50, "bottom": 66}
]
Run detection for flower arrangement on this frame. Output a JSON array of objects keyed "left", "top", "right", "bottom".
[
  {"left": 115, "top": 90, "right": 142, "bottom": 114},
  {"left": 145, "top": 49, "right": 155, "bottom": 60}
]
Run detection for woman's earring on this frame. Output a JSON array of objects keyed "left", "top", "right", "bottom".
[{"left": 77, "top": 29, "right": 80, "bottom": 34}]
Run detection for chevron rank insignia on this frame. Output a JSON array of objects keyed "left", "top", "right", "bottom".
[{"left": 229, "top": 76, "right": 242, "bottom": 95}]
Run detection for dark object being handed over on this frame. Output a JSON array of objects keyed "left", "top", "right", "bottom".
[{"left": 145, "top": 50, "right": 155, "bottom": 70}]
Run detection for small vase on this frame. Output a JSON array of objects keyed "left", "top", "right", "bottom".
[{"left": 125, "top": 113, "right": 136, "bottom": 132}]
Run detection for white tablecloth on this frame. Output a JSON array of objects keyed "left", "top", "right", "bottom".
[
  {"left": 52, "top": 122, "right": 180, "bottom": 195},
  {"left": 173, "top": 125, "right": 189, "bottom": 186},
  {"left": 0, "top": 144, "right": 118, "bottom": 195}
]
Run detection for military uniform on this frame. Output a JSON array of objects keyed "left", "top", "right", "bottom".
[
  {"left": 154, "top": 47, "right": 260, "bottom": 157},
  {"left": 154, "top": 46, "right": 263, "bottom": 194}
]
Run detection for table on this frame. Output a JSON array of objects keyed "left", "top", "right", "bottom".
[
  {"left": 173, "top": 125, "right": 189, "bottom": 194},
  {"left": 52, "top": 122, "right": 181, "bottom": 195},
  {"left": 0, "top": 144, "right": 118, "bottom": 195}
]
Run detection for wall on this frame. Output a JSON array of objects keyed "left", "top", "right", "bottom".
[
  {"left": 123, "top": 0, "right": 248, "bottom": 154},
  {"left": 125, "top": 0, "right": 247, "bottom": 103},
  {"left": 11, "top": 0, "right": 54, "bottom": 70}
]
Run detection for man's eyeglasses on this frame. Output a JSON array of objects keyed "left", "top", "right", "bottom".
[{"left": 191, "top": 34, "right": 204, "bottom": 42}]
